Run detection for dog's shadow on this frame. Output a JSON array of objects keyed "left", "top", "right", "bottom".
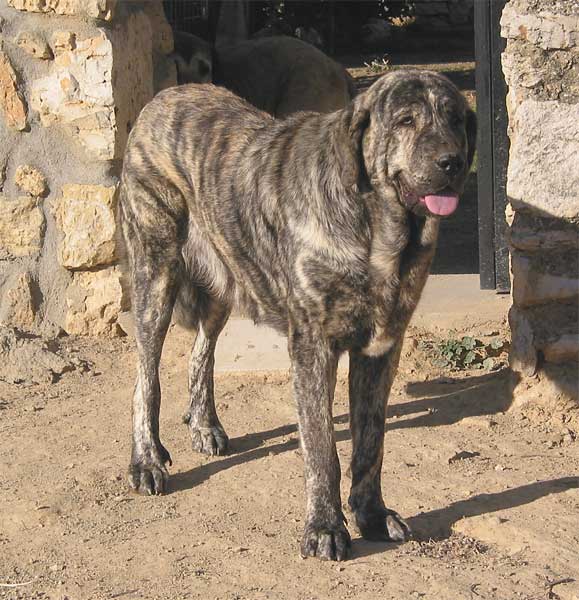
[{"left": 169, "top": 369, "right": 577, "bottom": 557}]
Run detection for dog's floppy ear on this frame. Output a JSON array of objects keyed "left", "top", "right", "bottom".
[
  {"left": 333, "top": 98, "right": 370, "bottom": 191},
  {"left": 466, "top": 108, "right": 477, "bottom": 171}
]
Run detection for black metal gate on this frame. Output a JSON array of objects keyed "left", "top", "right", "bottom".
[
  {"left": 474, "top": 0, "right": 510, "bottom": 292},
  {"left": 163, "top": 0, "right": 210, "bottom": 37}
]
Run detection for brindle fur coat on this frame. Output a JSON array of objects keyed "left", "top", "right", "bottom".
[{"left": 118, "top": 70, "right": 476, "bottom": 561}]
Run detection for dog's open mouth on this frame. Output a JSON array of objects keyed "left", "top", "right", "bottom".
[{"left": 397, "top": 178, "right": 460, "bottom": 217}]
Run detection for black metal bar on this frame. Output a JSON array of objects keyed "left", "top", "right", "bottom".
[
  {"left": 474, "top": 0, "right": 496, "bottom": 290},
  {"left": 490, "top": 0, "right": 511, "bottom": 293}
]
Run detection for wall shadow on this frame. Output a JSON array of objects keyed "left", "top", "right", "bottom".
[{"left": 393, "top": 369, "right": 512, "bottom": 428}]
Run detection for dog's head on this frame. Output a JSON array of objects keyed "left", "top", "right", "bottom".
[
  {"left": 334, "top": 70, "right": 476, "bottom": 217},
  {"left": 171, "top": 31, "right": 213, "bottom": 85}
]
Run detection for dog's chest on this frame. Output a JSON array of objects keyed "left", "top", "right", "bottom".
[
  {"left": 293, "top": 253, "right": 392, "bottom": 350},
  {"left": 292, "top": 217, "right": 414, "bottom": 351}
]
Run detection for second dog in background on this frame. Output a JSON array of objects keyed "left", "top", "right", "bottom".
[{"left": 171, "top": 32, "right": 356, "bottom": 117}]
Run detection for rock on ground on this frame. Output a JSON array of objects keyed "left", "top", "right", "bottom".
[{"left": 0, "top": 326, "right": 77, "bottom": 384}]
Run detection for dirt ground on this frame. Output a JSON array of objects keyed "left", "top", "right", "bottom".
[{"left": 1, "top": 318, "right": 578, "bottom": 600}]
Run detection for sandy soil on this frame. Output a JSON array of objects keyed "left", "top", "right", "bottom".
[{"left": 1, "top": 322, "right": 578, "bottom": 600}]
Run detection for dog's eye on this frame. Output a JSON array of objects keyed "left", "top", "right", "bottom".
[{"left": 399, "top": 115, "right": 414, "bottom": 126}]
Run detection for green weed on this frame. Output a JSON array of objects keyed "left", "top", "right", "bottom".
[{"left": 419, "top": 335, "right": 506, "bottom": 371}]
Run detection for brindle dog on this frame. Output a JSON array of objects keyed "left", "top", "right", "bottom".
[{"left": 118, "top": 70, "right": 476, "bottom": 561}]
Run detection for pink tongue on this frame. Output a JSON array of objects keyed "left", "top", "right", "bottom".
[{"left": 420, "top": 193, "right": 459, "bottom": 216}]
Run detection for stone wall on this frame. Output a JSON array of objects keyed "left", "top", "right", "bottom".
[
  {"left": 0, "top": 0, "right": 176, "bottom": 336},
  {"left": 501, "top": 0, "right": 579, "bottom": 418}
]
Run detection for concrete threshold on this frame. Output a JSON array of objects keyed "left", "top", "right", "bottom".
[{"left": 215, "top": 274, "right": 511, "bottom": 373}]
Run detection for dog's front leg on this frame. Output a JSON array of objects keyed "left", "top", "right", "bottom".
[
  {"left": 289, "top": 325, "right": 351, "bottom": 561},
  {"left": 348, "top": 344, "right": 411, "bottom": 542}
]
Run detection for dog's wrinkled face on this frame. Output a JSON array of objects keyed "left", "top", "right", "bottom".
[{"left": 336, "top": 70, "right": 476, "bottom": 218}]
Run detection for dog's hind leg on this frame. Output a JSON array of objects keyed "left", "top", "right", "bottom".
[
  {"left": 183, "top": 297, "right": 231, "bottom": 455},
  {"left": 120, "top": 180, "right": 185, "bottom": 496},
  {"left": 347, "top": 343, "right": 411, "bottom": 542}
]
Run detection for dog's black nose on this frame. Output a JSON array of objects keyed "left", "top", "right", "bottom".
[{"left": 436, "top": 154, "right": 463, "bottom": 177}]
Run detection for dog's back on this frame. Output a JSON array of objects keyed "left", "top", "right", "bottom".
[
  {"left": 120, "top": 84, "right": 302, "bottom": 330},
  {"left": 215, "top": 36, "right": 353, "bottom": 116},
  {"left": 171, "top": 33, "right": 354, "bottom": 117}
]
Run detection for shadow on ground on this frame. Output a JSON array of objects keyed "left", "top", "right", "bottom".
[
  {"left": 171, "top": 369, "right": 511, "bottom": 494},
  {"left": 409, "top": 476, "right": 579, "bottom": 541},
  {"left": 169, "top": 367, "right": 579, "bottom": 558}
]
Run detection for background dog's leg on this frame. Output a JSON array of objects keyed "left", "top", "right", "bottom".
[
  {"left": 289, "top": 327, "right": 351, "bottom": 561},
  {"left": 184, "top": 298, "right": 230, "bottom": 456},
  {"left": 347, "top": 344, "right": 412, "bottom": 542}
]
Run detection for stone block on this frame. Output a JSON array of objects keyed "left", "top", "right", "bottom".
[
  {"left": 506, "top": 99, "right": 579, "bottom": 219},
  {"left": 15, "top": 164, "right": 48, "bottom": 197},
  {"left": 509, "top": 306, "right": 538, "bottom": 376},
  {"left": 30, "top": 32, "right": 115, "bottom": 159},
  {"left": 543, "top": 334, "right": 579, "bottom": 363},
  {"left": 501, "top": 5, "right": 579, "bottom": 49},
  {"left": 7, "top": 0, "right": 116, "bottom": 20},
  {"left": 65, "top": 267, "right": 124, "bottom": 336},
  {"left": 0, "top": 50, "right": 27, "bottom": 131},
  {"left": 15, "top": 31, "right": 53, "bottom": 59},
  {"left": 502, "top": 37, "right": 579, "bottom": 103},
  {"left": 53, "top": 184, "right": 117, "bottom": 269},
  {"left": 510, "top": 224, "right": 579, "bottom": 251},
  {"left": 31, "top": 13, "right": 153, "bottom": 160},
  {"left": 51, "top": 31, "right": 76, "bottom": 55},
  {"left": 0, "top": 272, "right": 36, "bottom": 329},
  {"left": 511, "top": 253, "right": 579, "bottom": 307},
  {"left": 0, "top": 195, "right": 44, "bottom": 258}
]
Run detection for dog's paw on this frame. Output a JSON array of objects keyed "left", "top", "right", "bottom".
[
  {"left": 301, "top": 522, "right": 352, "bottom": 561},
  {"left": 128, "top": 443, "right": 172, "bottom": 496},
  {"left": 189, "top": 424, "right": 229, "bottom": 456},
  {"left": 355, "top": 507, "right": 411, "bottom": 542}
]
